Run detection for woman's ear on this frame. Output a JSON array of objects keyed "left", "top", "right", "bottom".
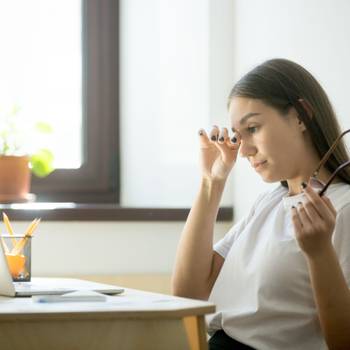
[
  {"left": 297, "top": 118, "right": 307, "bottom": 132},
  {"left": 297, "top": 98, "right": 313, "bottom": 132}
]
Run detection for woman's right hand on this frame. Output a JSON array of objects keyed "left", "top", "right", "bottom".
[{"left": 198, "top": 126, "right": 241, "bottom": 181}]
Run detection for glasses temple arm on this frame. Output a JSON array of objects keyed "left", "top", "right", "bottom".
[
  {"left": 314, "top": 129, "right": 350, "bottom": 177},
  {"left": 319, "top": 160, "right": 350, "bottom": 196}
]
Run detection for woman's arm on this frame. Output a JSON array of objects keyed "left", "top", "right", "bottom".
[
  {"left": 171, "top": 127, "right": 239, "bottom": 300},
  {"left": 306, "top": 246, "right": 350, "bottom": 350},
  {"left": 292, "top": 184, "right": 350, "bottom": 349},
  {"left": 171, "top": 178, "right": 226, "bottom": 300}
]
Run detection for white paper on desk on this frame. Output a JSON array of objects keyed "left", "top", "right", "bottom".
[
  {"left": 101, "top": 294, "right": 179, "bottom": 307},
  {"left": 32, "top": 290, "right": 107, "bottom": 303}
]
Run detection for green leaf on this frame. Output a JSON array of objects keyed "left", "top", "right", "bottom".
[
  {"left": 29, "top": 149, "right": 54, "bottom": 177},
  {"left": 35, "top": 122, "right": 53, "bottom": 133}
]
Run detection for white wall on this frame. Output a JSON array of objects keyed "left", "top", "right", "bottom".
[
  {"left": 16, "top": 221, "right": 231, "bottom": 276},
  {"left": 232, "top": 0, "right": 350, "bottom": 220},
  {"left": 120, "top": 0, "right": 235, "bottom": 207}
]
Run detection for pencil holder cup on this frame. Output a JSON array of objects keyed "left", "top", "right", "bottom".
[{"left": 3, "top": 234, "right": 32, "bottom": 282}]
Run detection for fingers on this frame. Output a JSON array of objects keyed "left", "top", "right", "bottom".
[
  {"left": 218, "top": 127, "right": 229, "bottom": 143},
  {"left": 322, "top": 195, "right": 337, "bottom": 217},
  {"left": 198, "top": 125, "right": 240, "bottom": 147},
  {"left": 218, "top": 128, "right": 241, "bottom": 149},
  {"left": 291, "top": 206, "right": 303, "bottom": 234},
  {"left": 296, "top": 202, "right": 312, "bottom": 227},
  {"left": 198, "top": 129, "right": 212, "bottom": 149},
  {"left": 209, "top": 125, "right": 220, "bottom": 141},
  {"left": 301, "top": 200, "right": 320, "bottom": 222},
  {"left": 217, "top": 127, "right": 235, "bottom": 148},
  {"left": 198, "top": 126, "right": 240, "bottom": 165},
  {"left": 198, "top": 126, "right": 222, "bottom": 148},
  {"left": 302, "top": 184, "right": 336, "bottom": 223},
  {"left": 291, "top": 184, "right": 338, "bottom": 245},
  {"left": 198, "top": 126, "right": 239, "bottom": 146}
]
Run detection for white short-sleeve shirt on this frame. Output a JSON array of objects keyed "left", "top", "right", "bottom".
[{"left": 207, "top": 183, "right": 350, "bottom": 350}]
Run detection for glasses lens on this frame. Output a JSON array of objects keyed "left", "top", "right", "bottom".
[{"left": 309, "top": 177, "right": 324, "bottom": 190}]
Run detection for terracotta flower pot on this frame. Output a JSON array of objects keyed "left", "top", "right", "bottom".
[{"left": 0, "top": 155, "right": 31, "bottom": 203}]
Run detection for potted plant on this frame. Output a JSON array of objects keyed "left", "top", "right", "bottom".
[{"left": 0, "top": 104, "right": 54, "bottom": 203}]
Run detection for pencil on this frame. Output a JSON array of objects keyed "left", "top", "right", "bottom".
[
  {"left": 11, "top": 218, "right": 41, "bottom": 255},
  {"left": 2, "top": 212, "right": 17, "bottom": 247}
]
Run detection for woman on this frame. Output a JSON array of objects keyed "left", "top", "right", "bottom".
[{"left": 172, "top": 58, "right": 350, "bottom": 350}]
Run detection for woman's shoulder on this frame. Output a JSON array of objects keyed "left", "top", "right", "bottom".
[{"left": 252, "top": 184, "right": 288, "bottom": 211}]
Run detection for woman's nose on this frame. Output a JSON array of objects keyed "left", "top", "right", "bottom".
[{"left": 239, "top": 139, "right": 257, "bottom": 158}]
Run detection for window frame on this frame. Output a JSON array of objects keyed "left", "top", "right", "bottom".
[{"left": 31, "top": 0, "right": 119, "bottom": 204}]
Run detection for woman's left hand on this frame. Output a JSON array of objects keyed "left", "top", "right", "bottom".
[{"left": 291, "top": 183, "right": 337, "bottom": 258}]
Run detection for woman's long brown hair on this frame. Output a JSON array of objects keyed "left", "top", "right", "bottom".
[{"left": 229, "top": 58, "right": 350, "bottom": 186}]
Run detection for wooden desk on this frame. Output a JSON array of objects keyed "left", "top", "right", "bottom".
[{"left": 0, "top": 286, "right": 215, "bottom": 350}]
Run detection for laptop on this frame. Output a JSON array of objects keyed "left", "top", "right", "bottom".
[{"left": 0, "top": 243, "right": 124, "bottom": 297}]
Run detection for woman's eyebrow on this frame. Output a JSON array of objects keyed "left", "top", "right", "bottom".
[{"left": 231, "top": 112, "right": 261, "bottom": 132}]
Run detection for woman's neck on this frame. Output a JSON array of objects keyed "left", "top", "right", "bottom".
[{"left": 286, "top": 167, "right": 341, "bottom": 196}]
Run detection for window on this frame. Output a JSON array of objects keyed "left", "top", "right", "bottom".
[
  {"left": 0, "top": 0, "right": 233, "bottom": 222},
  {"left": 0, "top": 0, "right": 119, "bottom": 203}
]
